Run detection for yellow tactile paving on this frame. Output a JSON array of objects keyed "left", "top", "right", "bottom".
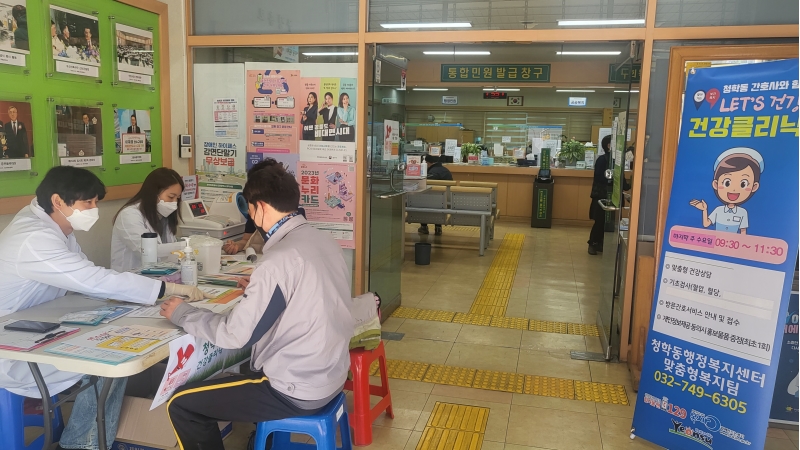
[
  {"left": 417, "top": 427, "right": 484, "bottom": 450},
  {"left": 375, "top": 358, "right": 630, "bottom": 405},
  {"left": 390, "top": 307, "right": 598, "bottom": 337},
  {"left": 467, "top": 233, "right": 525, "bottom": 317},
  {"left": 428, "top": 402, "right": 489, "bottom": 432}
]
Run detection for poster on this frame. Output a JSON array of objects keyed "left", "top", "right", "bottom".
[
  {"left": 151, "top": 334, "right": 250, "bottom": 410},
  {"left": 114, "top": 108, "right": 151, "bottom": 155},
  {"left": 247, "top": 69, "right": 301, "bottom": 153},
  {"left": 0, "top": 100, "right": 33, "bottom": 172},
  {"left": 770, "top": 290, "right": 798, "bottom": 424},
  {"left": 383, "top": 120, "right": 399, "bottom": 160},
  {"left": 197, "top": 140, "right": 246, "bottom": 204},
  {"left": 181, "top": 175, "right": 198, "bottom": 201},
  {"left": 273, "top": 46, "right": 298, "bottom": 63},
  {"left": 297, "top": 161, "right": 355, "bottom": 248},
  {"left": 0, "top": 0, "right": 28, "bottom": 67},
  {"left": 631, "top": 59, "right": 799, "bottom": 450},
  {"left": 50, "top": 6, "right": 100, "bottom": 77},
  {"left": 245, "top": 152, "right": 298, "bottom": 176},
  {"left": 55, "top": 104, "right": 102, "bottom": 167},
  {"left": 213, "top": 98, "right": 239, "bottom": 138},
  {"left": 443, "top": 139, "right": 457, "bottom": 157},
  {"left": 115, "top": 24, "right": 153, "bottom": 85}
]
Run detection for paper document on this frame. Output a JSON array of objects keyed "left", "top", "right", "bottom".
[
  {"left": 0, "top": 320, "right": 79, "bottom": 351},
  {"left": 108, "top": 325, "right": 180, "bottom": 340},
  {"left": 126, "top": 306, "right": 163, "bottom": 319},
  {"left": 221, "top": 262, "right": 254, "bottom": 275},
  {"left": 55, "top": 325, "right": 181, "bottom": 359},
  {"left": 46, "top": 344, "right": 135, "bottom": 364}
]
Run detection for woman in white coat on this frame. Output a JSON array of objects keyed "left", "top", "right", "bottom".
[
  {"left": 0, "top": 166, "right": 207, "bottom": 450},
  {"left": 111, "top": 168, "right": 186, "bottom": 272}
]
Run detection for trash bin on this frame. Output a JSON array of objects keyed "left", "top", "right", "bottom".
[
  {"left": 531, "top": 176, "right": 555, "bottom": 228},
  {"left": 415, "top": 242, "right": 432, "bottom": 265}
]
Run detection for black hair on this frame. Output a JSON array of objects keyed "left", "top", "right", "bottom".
[
  {"left": 115, "top": 168, "right": 184, "bottom": 237},
  {"left": 426, "top": 155, "right": 440, "bottom": 164},
  {"left": 36, "top": 166, "right": 106, "bottom": 214},
  {"left": 243, "top": 160, "right": 300, "bottom": 214},
  {"left": 247, "top": 159, "right": 276, "bottom": 177},
  {"left": 11, "top": 5, "right": 25, "bottom": 21},
  {"left": 601, "top": 135, "right": 612, "bottom": 153},
  {"left": 307, "top": 92, "right": 318, "bottom": 105},
  {"left": 338, "top": 92, "right": 350, "bottom": 108},
  {"left": 61, "top": 23, "right": 68, "bottom": 32},
  {"left": 324, "top": 92, "right": 334, "bottom": 100}
]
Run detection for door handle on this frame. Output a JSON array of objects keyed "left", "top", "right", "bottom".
[
  {"left": 598, "top": 199, "right": 619, "bottom": 212},
  {"left": 376, "top": 190, "right": 406, "bottom": 199}
]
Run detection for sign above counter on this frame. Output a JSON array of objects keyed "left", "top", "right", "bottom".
[
  {"left": 608, "top": 63, "right": 642, "bottom": 83},
  {"left": 441, "top": 64, "right": 550, "bottom": 82}
]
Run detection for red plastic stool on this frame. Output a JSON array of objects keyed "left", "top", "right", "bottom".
[{"left": 344, "top": 341, "right": 394, "bottom": 446}]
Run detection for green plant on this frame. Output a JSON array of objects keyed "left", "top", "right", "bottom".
[
  {"left": 460, "top": 143, "right": 481, "bottom": 162},
  {"left": 559, "top": 138, "right": 586, "bottom": 165}
]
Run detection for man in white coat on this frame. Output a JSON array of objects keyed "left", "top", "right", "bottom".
[{"left": 0, "top": 166, "right": 207, "bottom": 450}]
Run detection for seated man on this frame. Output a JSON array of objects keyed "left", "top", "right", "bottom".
[
  {"left": 160, "top": 160, "right": 354, "bottom": 450},
  {"left": 0, "top": 166, "right": 206, "bottom": 450},
  {"left": 419, "top": 154, "right": 453, "bottom": 236}
]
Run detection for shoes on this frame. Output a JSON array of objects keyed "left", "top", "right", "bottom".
[
  {"left": 418, "top": 226, "right": 429, "bottom": 235},
  {"left": 588, "top": 244, "right": 598, "bottom": 255},
  {"left": 434, "top": 225, "right": 442, "bottom": 236}
]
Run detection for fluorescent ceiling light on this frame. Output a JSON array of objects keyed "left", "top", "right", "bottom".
[
  {"left": 556, "top": 51, "right": 621, "bottom": 55},
  {"left": 301, "top": 52, "right": 358, "bottom": 56},
  {"left": 482, "top": 88, "right": 520, "bottom": 91},
  {"left": 556, "top": 89, "right": 595, "bottom": 93},
  {"left": 380, "top": 22, "right": 471, "bottom": 29},
  {"left": 558, "top": 19, "right": 645, "bottom": 26},
  {"left": 413, "top": 88, "right": 449, "bottom": 91},
  {"left": 423, "top": 51, "right": 491, "bottom": 55},
  {"left": 614, "top": 90, "right": 640, "bottom": 93}
]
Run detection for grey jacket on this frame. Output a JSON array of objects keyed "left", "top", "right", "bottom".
[{"left": 169, "top": 215, "right": 354, "bottom": 401}]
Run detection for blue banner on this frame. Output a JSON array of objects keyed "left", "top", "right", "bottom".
[
  {"left": 632, "top": 59, "right": 799, "bottom": 450},
  {"left": 769, "top": 290, "right": 798, "bottom": 424}
]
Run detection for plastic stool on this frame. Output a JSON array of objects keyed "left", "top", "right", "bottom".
[
  {"left": 0, "top": 389, "right": 64, "bottom": 450},
  {"left": 344, "top": 341, "right": 394, "bottom": 446},
  {"left": 253, "top": 392, "right": 352, "bottom": 450}
]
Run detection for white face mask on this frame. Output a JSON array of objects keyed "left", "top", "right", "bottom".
[
  {"left": 59, "top": 205, "right": 99, "bottom": 231},
  {"left": 157, "top": 200, "right": 178, "bottom": 217}
]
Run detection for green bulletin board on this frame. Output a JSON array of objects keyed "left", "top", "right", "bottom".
[{"left": 0, "top": 0, "right": 161, "bottom": 198}]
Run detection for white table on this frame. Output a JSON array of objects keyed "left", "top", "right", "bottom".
[{"left": 0, "top": 294, "right": 197, "bottom": 449}]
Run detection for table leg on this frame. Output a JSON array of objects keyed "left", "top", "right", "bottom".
[
  {"left": 27, "top": 362, "right": 54, "bottom": 449},
  {"left": 95, "top": 377, "right": 114, "bottom": 450},
  {"left": 479, "top": 215, "right": 486, "bottom": 256}
]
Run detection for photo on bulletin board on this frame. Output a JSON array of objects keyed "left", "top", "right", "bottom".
[
  {"left": 50, "top": 6, "right": 100, "bottom": 78},
  {"left": 115, "top": 23, "right": 154, "bottom": 85},
  {"left": 0, "top": 99, "right": 33, "bottom": 172},
  {"left": 55, "top": 104, "right": 103, "bottom": 167},
  {"left": 114, "top": 108, "right": 151, "bottom": 154},
  {"left": 0, "top": 0, "right": 29, "bottom": 67}
]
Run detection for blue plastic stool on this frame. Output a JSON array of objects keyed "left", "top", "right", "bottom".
[
  {"left": 254, "top": 392, "right": 352, "bottom": 450},
  {"left": 0, "top": 388, "right": 64, "bottom": 450}
]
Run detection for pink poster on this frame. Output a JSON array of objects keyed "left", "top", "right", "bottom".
[
  {"left": 297, "top": 161, "right": 356, "bottom": 249},
  {"left": 246, "top": 69, "right": 301, "bottom": 153}
]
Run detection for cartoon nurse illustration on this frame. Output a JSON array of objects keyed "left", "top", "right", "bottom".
[{"left": 689, "top": 147, "right": 764, "bottom": 234}]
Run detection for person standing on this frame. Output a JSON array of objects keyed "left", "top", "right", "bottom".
[
  {"left": 419, "top": 155, "right": 453, "bottom": 236},
  {"left": 300, "top": 92, "right": 318, "bottom": 141},
  {"left": 588, "top": 135, "right": 613, "bottom": 255},
  {"left": 3, "top": 105, "right": 29, "bottom": 158},
  {"left": 80, "top": 113, "right": 94, "bottom": 135},
  {"left": 336, "top": 92, "right": 355, "bottom": 142},
  {"left": 318, "top": 92, "right": 338, "bottom": 141}
]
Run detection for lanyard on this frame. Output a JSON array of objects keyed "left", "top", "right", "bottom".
[{"left": 265, "top": 212, "right": 300, "bottom": 241}]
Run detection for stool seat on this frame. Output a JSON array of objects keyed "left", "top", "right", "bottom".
[
  {"left": 254, "top": 392, "right": 352, "bottom": 450},
  {"left": 0, "top": 389, "right": 64, "bottom": 450}
]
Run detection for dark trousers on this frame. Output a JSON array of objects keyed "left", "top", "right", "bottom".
[
  {"left": 167, "top": 374, "right": 323, "bottom": 450},
  {"left": 588, "top": 199, "right": 606, "bottom": 248}
]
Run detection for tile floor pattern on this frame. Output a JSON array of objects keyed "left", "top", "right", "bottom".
[{"left": 222, "top": 222, "right": 798, "bottom": 449}]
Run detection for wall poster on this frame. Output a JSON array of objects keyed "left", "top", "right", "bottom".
[
  {"left": 0, "top": 99, "right": 33, "bottom": 172},
  {"left": 55, "top": 104, "right": 102, "bottom": 167},
  {"left": 115, "top": 23, "right": 154, "bottom": 85},
  {"left": 50, "top": 6, "right": 100, "bottom": 77},
  {"left": 0, "top": 0, "right": 28, "bottom": 67},
  {"left": 115, "top": 108, "right": 151, "bottom": 164},
  {"left": 631, "top": 59, "right": 799, "bottom": 450}
]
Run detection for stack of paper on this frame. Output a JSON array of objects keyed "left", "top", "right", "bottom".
[
  {"left": 45, "top": 325, "right": 182, "bottom": 364},
  {"left": 0, "top": 320, "right": 79, "bottom": 352}
]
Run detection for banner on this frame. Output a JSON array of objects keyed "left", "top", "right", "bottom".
[
  {"left": 770, "top": 288, "right": 798, "bottom": 424},
  {"left": 632, "top": 59, "right": 799, "bottom": 450}
]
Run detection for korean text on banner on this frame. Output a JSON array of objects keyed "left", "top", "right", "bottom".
[
  {"left": 631, "top": 59, "right": 799, "bottom": 450},
  {"left": 297, "top": 161, "right": 356, "bottom": 248},
  {"left": 383, "top": 120, "right": 399, "bottom": 160}
]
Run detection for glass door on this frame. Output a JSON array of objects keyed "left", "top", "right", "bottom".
[{"left": 367, "top": 46, "right": 408, "bottom": 317}]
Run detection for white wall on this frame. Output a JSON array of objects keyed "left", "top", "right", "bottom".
[{"left": 0, "top": 0, "right": 189, "bottom": 270}]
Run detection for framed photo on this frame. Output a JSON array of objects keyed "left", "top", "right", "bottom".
[
  {"left": 507, "top": 96, "right": 523, "bottom": 106},
  {"left": 50, "top": 6, "right": 100, "bottom": 77},
  {"left": 115, "top": 23, "right": 154, "bottom": 85},
  {"left": 0, "top": 0, "right": 29, "bottom": 67},
  {"left": 55, "top": 104, "right": 103, "bottom": 167}
]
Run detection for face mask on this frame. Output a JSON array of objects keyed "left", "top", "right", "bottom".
[
  {"left": 59, "top": 205, "right": 99, "bottom": 231},
  {"left": 157, "top": 200, "right": 178, "bottom": 217},
  {"left": 253, "top": 205, "right": 269, "bottom": 241}
]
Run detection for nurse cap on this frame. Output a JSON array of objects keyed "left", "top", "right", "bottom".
[{"left": 713, "top": 147, "right": 764, "bottom": 174}]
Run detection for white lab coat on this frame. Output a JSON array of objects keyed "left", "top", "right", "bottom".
[
  {"left": 110, "top": 204, "right": 183, "bottom": 272},
  {"left": 0, "top": 199, "right": 162, "bottom": 397}
]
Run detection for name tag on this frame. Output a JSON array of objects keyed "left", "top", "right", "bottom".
[{"left": 733, "top": 216, "right": 742, "bottom": 223}]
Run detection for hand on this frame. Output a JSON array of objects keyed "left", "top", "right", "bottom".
[
  {"left": 164, "top": 282, "right": 211, "bottom": 302},
  {"left": 159, "top": 296, "right": 184, "bottom": 321},
  {"left": 222, "top": 240, "right": 240, "bottom": 255},
  {"left": 689, "top": 199, "right": 707, "bottom": 212},
  {"left": 237, "top": 276, "right": 251, "bottom": 289}
]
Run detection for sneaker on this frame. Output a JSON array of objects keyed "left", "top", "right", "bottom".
[
  {"left": 418, "top": 226, "right": 429, "bottom": 235},
  {"left": 588, "top": 244, "right": 598, "bottom": 255},
  {"left": 434, "top": 225, "right": 443, "bottom": 236}
]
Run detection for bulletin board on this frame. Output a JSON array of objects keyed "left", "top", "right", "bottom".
[{"left": 0, "top": 0, "right": 163, "bottom": 199}]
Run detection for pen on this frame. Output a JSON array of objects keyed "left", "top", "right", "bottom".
[{"left": 35, "top": 330, "right": 67, "bottom": 344}]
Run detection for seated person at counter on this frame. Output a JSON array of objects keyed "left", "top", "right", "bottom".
[
  {"left": 159, "top": 160, "right": 354, "bottom": 450},
  {"left": 0, "top": 166, "right": 208, "bottom": 450},
  {"left": 419, "top": 154, "right": 453, "bottom": 236},
  {"left": 110, "top": 168, "right": 186, "bottom": 272}
]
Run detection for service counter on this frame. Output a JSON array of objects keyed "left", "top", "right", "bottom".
[{"left": 444, "top": 164, "right": 594, "bottom": 225}]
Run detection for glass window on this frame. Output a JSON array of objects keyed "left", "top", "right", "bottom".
[
  {"left": 656, "top": 0, "right": 799, "bottom": 27},
  {"left": 192, "top": 0, "right": 358, "bottom": 35},
  {"left": 368, "top": 0, "right": 646, "bottom": 31},
  {"left": 193, "top": 47, "right": 358, "bottom": 64}
]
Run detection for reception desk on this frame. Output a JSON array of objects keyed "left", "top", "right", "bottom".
[{"left": 444, "top": 164, "right": 595, "bottom": 225}]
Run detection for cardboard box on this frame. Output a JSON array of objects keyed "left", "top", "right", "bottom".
[{"left": 113, "top": 396, "right": 232, "bottom": 450}]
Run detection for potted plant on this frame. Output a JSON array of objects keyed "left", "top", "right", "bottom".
[
  {"left": 559, "top": 138, "right": 585, "bottom": 167},
  {"left": 461, "top": 143, "right": 481, "bottom": 164}
]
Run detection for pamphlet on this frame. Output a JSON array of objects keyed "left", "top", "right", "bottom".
[{"left": 0, "top": 320, "right": 79, "bottom": 351}]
